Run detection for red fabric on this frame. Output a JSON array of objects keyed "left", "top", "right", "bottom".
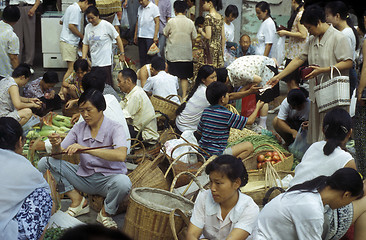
[
  {"left": 241, "top": 94, "right": 259, "bottom": 117},
  {"left": 340, "top": 224, "right": 354, "bottom": 240}
]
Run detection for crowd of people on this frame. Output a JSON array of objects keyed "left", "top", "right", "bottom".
[{"left": 1, "top": 0, "right": 366, "bottom": 239}]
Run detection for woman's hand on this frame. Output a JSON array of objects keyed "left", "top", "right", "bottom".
[
  {"left": 267, "top": 74, "right": 281, "bottom": 87},
  {"left": 71, "top": 113, "right": 80, "bottom": 124},
  {"left": 65, "top": 99, "right": 77, "bottom": 109},
  {"left": 301, "top": 121, "right": 309, "bottom": 130},
  {"left": 256, "top": 100, "right": 265, "bottom": 110},
  {"left": 31, "top": 98, "right": 42, "bottom": 108},
  {"left": 119, "top": 54, "right": 125, "bottom": 62},
  {"left": 277, "top": 30, "right": 288, "bottom": 37},
  {"left": 65, "top": 143, "right": 87, "bottom": 155},
  {"left": 304, "top": 65, "right": 326, "bottom": 80},
  {"left": 48, "top": 133, "right": 62, "bottom": 147}
]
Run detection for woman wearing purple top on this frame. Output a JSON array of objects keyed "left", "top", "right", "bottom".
[{"left": 38, "top": 89, "right": 131, "bottom": 229}]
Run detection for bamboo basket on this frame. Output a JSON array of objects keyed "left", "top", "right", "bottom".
[
  {"left": 241, "top": 162, "right": 294, "bottom": 205},
  {"left": 96, "top": 0, "right": 122, "bottom": 15},
  {"left": 243, "top": 143, "right": 293, "bottom": 171},
  {"left": 150, "top": 95, "right": 181, "bottom": 124},
  {"left": 122, "top": 187, "right": 194, "bottom": 240}
]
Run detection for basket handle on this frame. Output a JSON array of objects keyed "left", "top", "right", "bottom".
[
  {"left": 170, "top": 143, "right": 207, "bottom": 162},
  {"left": 135, "top": 113, "right": 162, "bottom": 143},
  {"left": 127, "top": 138, "right": 146, "bottom": 164},
  {"left": 262, "top": 187, "right": 285, "bottom": 206},
  {"left": 253, "top": 143, "right": 286, "bottom": 162},
  {"left": 164, "top": 151, "right": 206, "bottom": 179},
  {"left": 330, "top": 65, "right": 342, "bottom": 79},
  {"left": 170, "top": 208, "right": 191, "bottom": 240},
  {"left": 264, "top": 162, "right": 284, "bottom": 189},
  {"left": 166, "top": 94, "right": 183, "bottom": 103},
  {"left": 170, "top": 171, "right": 204, "bottom": 193}
]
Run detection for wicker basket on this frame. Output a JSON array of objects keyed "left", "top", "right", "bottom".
[
  {"left": 122, "top": 187, "right": 194, "bottom": 240},
  {"left": 243, "top": 143, "right": 293, "bottom": 171},
  {"left": 241, "top": 163, "right": 294, "bottom": 205},
  {"left": 150, "top": 95, "right": 180, "bottom": 123},
  {"left": 96, "top": 0, "right": 122, "bottom": 15}
]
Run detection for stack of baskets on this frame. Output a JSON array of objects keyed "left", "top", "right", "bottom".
[{"left": 150, "top": 95, "right": 181, "bottom": 126}]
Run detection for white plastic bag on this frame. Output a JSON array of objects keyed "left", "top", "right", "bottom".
[
  {"left": 274, "top": 35, "right": 286, "bottom": 65},
  {"left": 350, "top": 88, "right": 357, "bottom": 117},
  {"left": 288, "top": 127, "right": 310, "bottom": 161},
  {"left": 120, "top": 8, "right": 129, "bottom": 29}
]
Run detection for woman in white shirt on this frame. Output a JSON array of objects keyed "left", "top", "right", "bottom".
[
  {"left": 325, "top": 1, "right": 359, "bottom": 95},
  {"left": 252, "top": 168, "right": 363, "bottom": 240},
  {"left": 175, "top": 65, "right": 216, "bottom": 133},
  {"left": 254, "top": 1, "right": 277, "bottom": 57},
  {"left": 187, "top": 155, "right": 259, "bottom": 240},
  {"left": 82, "top": 6, "right": 126, "bottom": 87}
]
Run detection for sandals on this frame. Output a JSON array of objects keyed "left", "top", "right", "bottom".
[
  {"left": 66, "top": 197, "right": 90, "bottom": 217},
  {"left": 97, "top": 211, "right": 118, "bottom": 229}
]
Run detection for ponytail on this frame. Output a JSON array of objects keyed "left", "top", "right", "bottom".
[
  {"left": 176, "top": 65, "right": 215, "bottom": 116},
  {"left": 323, "top": 138, "right": 343, "bottom": 156}
]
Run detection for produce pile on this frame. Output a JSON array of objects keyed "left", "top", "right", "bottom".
[
  {"left": 256, "top": 151, "right": 283, "bottom": 169},
  {"left": 23, "top": 113, "right": 73, "bottom": 166}
]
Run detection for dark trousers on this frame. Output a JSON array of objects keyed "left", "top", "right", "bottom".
[{"left": 138, "top": 38, "right": 154, "bottom": 67}]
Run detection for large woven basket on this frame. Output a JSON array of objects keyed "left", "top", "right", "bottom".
[
  {"left": 122, "top": 187, "right": 194, "bottom": 240},
  {"left": 150, "top": 95, "right": 180, "bottom": 123},
  {"left": 96, "top": 0, "right": 122, "bottom": 15}
]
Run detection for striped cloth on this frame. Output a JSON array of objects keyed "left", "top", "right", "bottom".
[{"left": 197, "top": 105, "right": 247, "bottom": 157}]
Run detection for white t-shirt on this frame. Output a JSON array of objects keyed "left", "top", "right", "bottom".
[
  {"left": 143, "top": 71, "right": 180, "bottom": 103},
  {"left": 137, "top": 2, "right": 160, "bottom": 39},
  {"left": 0, "top": 21, "right": 19, "bottom": 78},
  {"left": 255, "top": 17, "right": 277, "bottom": 57},
  {"left": 60, "top": 3, "right": 82, "bottom": 46},
  {"left": 83, "top": 20, "right": 119, "bottom": 67},
  {"left": 277, "top": 97, "right": 310, "bottom": 122},
  {"left": 224, "top": 22, "right": 235, "bottom": 42},
  {"left": 175, "top": 84, "right": 210, "bottom": 132},
  {"left": 190, "top": 190, "right": 259, "bottom": 240},
  {"left": 341, "top": 27, "right": 356, "bottom": 61},
  {"left": 252, "top": 191, "right": 325, "bottom": 239},
  {"left": 289, "top": 140, "right": 353, "bottom": 188}
]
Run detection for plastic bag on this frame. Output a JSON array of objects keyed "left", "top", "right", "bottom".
[
  {"left": 120, "top": 8, "right": 129, "bottom": 29},
  {"left": 350, "top": 88, "right": 357, "bottom": 117},
  {"left": 288, "top": 127, "right": 310, "bottom": 161},
  {"left": 162, "top": 130, "right": 198, "bottom": 164},
  {"left": 274, "top": 36, "right": 286, "bottom": 65}
]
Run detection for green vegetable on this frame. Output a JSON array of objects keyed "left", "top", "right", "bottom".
[
  {"left": 39, "top": 130, "right": 57, "bottom": 137},
  {"left": 26, "top": 130, "right": 40, "bottom": 139},
  {"left": 44, "top": 227, "right": 67, "bottom": 240}
]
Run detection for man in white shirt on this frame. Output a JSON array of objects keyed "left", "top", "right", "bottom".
[
  {"left": 134, "top": 0, "right": 160, "bottom": 67},
  {"left": 272, "top": 88, "right": 310, "bottom": 145},
  {"left": 143, "top": 56, "right": 180, "bottom": 103},
  {"left": 60, "top": 0, "right": 96, "bottom": 81},
  {"left": 9, "top": 0, "right": 40, "bottom": 70},
  {"left": 118, "top": 68, "right": 159, "bottom": 144},
  {"left": 0, "top": 6, "right": 20, "bottom": 79}
]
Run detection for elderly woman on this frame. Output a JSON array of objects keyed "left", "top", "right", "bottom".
[
  {"left": 268, "top": 4, "right": 353, "bottom": 143},
  {"left": 0, "top": 117, "right": 52, "bottom": 240},
  {"left": 38, "top": 89, "right": 132, "bottom": 229}
]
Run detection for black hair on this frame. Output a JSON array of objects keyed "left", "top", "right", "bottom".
[
  {"left": 300, "top": 4, "right": 326, "bottom": 26},
  {"left": 78, "top": 89, "right": 106, "bottom": 112},
  {"left": 325, "top": 1, "right": 359, "bottom": 50},
  {"left": 81, "top": 0, "right": 96, "bottom": 6},
  {"left": 82, "top": 69, "right": 105, "bottom": 92},
  {"left": 215, "top": 67, "right": 228, "bottom": 83},
  {"left": 225, "top": 5, "right": 239, "bottom": 18},
  {"left": 151, "top": 56, "right": 166, "bottom": 72},
  {"left": 206, "top": 81, "right": 228, "bottom": 105},
  {"left": 174, "top": 0, "right": 188, "bottom": 14},
  {"left": 287, "top": 88, "right": 306, "bottom": 108},
  {"left": 203, "top": 0, "right": 223, "bottom": 11},
  {"left": 287, "top": 168, "right": 363, "bottom": 199},
  {"left": 42, "top": 71, "right": 59, "bottom": 84},
  {"left": 12, "top": 63, "right": 31, "bottom": 78},
  {"left": 85, "top": 6, "right": 100, "bottom": 17},
  {"left": 287, "top": 0, "right": 305, "bottom": 30},
  {"left": 119, "top": 68, "right": 137, "bottom": 84},
  {"left": 256, "top": 1, "right": 271, "bottom": 17},
  {"left": 322, "top": 108, "right": 352, "bottom": 156},
  {"left": 59, "top": 224, "right": 132, "bottom": 240},
  {"left": 176, "top": 65, "right": 215, "bottom": 115},
  {"left": 3, "top": 6, "right": 20, "bottom": 23},
  {"left": 0, "top": 117, "right": 23, "bottom": 151},
  {"left": 206, "top": 155, "right": 248, "bottom": 187},
  {"left": 74, "top": 58, "right": 89, "bottom": 72},
  {"left": 195, "top": 16, "right": 205, "bottom": 26}
]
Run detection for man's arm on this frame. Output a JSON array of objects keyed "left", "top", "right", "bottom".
[
  {"left": 68, "top": 24, "right": 83, "bottom": 39},
  {"left": 153, "top": 16, "right": 160, "bottom": 43}
]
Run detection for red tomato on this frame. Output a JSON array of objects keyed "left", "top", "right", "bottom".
[
  {"left": 257, "top": 162, "right": 263, "bottom": 169},
  {"left": 273, "top": 155, "right": 281, "bottom": 162},
  {"left": 271, "top": 160, "right": 276, "bottom": 165},
  {"left": 265, "top": 156, "right": 272, "bottom": 162},
  {"left": 265, "top": 151, "right": 273, "bottom": 158},
  {"left": 257, "top": 154, "right": 265, "bottom": 163},
  {"left": 272, "top": 151, "right": 279, "bottom": 157}
]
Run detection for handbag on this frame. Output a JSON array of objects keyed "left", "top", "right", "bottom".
[{"left": 313, "top": 66, "right": 350, "bottom": 113}]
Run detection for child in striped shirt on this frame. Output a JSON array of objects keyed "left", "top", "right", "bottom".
[{"left": 197, "top": 81, "right": 264, "bottom": 158}]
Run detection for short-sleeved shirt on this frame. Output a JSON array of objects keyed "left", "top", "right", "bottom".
[
  {"left": 0, "top": 21, "right": 19, "bottom": 78},
  {"left": 64, "top": 72, "right": 83, "bottom": 97},
  {"left": 0, "top": 76, "right": 18, "bottom": 119},
  {"left": 60, "top": 3, "right": 82, "bottom": 46},
  {"left": 23, "top": 77, "right": 52, "bottom": 99},
  {"left": 120, "top": 85, "right": 159, "bottom": 142},
  {"left": 255, "top": 17, "right": 277, "bottom": 57},
  {"left": 83, "top": 20, "right": 119, "bottom": 67},
  {"left": 277, "top": 97, "right": 310, "bottom": 122},
  {"left": 286, "top": 10, "right": 308, "bottom": 60},
  {"left": 224, "top": 22, "right": 235, "bottom": 43},
  {"left": 152, "top": 0, "right": 171, "bottom": 35},
  {"left": 190, "top": 189, "right": 259, "bottom": 240},
  {"left": 198, "top": 105, "right": 247, "bottom": 157},
  {"left": 289, "top": 140, "right": 353, "bottom": 188},
  {"left": 142, "top": 71, "right": 180, "bottom": 103},
  {"left": 61, "top": 116, "right": 128, "bottom": 177},
  {"left": 341, "top": 27, "right": 356, "bottom": 61},
  {"left": 137, "top": 2, "right": 160, "bottom": 39},
  {"left": 252, "top": 191, "right": 324, "bottom": 239}
]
